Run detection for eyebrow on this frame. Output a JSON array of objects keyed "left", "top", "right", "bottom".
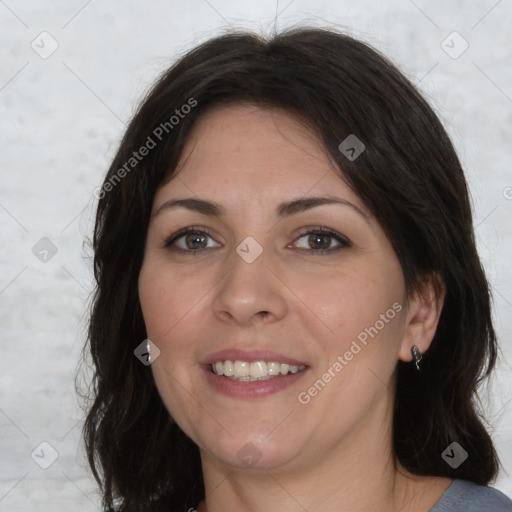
[{"left": 153, "top": 196, "right": 371, "bottom": 224}]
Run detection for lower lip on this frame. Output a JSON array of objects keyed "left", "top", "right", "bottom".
[{"left": 201, "top": 365, "right": 309, "bottom": 398}]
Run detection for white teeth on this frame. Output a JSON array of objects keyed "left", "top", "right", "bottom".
[
  {"left": 223, "top": 360, "right": 234, "bottom": 376},
  {"left": 214, "top": 361, "right": 224, "bottom": 375},
  {"left": 234, "top": 361, "right": 249, "bottom": 378},
  {"left": 267, "top": 361, "right": 281, "bottom": 375},
  {"left": 250, "top": 361, "right": 267, "bottom": 378},
  {"left": 210, "top": 360, "right": 306, "bottom": 380}
]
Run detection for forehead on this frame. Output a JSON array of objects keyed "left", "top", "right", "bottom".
[
  {"left": 156, "top": 104, "right": 363, "bottom": 210},
  {"left": 181, "top": 104, "right": 321, "bottom": 156}
]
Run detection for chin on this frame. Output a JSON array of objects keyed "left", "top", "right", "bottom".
[{"left": 197, "top": 431, "right": 305, "bottom": 471}]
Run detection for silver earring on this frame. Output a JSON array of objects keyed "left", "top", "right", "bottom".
[{"left": 411, "top": 345, "right": 422, "bottom": 371}]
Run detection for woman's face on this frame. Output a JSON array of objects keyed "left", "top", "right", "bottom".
[{"left": 138, "top": 104, "right": 412, "bottom": 471}]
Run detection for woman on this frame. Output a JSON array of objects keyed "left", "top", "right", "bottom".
[{"left": 81, "top": 28, "right": 512, "bottom": 511}]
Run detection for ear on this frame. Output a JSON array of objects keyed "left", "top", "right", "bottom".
[{"left": 398, "top": 272, "right": 446, "bottom": 363}]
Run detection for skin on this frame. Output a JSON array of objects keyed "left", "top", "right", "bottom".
[{"left": 138, "top": 104, "right": 451, "bottom": 512}]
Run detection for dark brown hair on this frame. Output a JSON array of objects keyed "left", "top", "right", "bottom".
[{"left": 79, "top": 27, "right": 501, "bottom": 512}]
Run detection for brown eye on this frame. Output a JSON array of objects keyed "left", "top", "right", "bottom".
[
  {"left": 183, "top": 232, "right": 208, "bottom": 250},
  {"left": 164, "top": 227, "right": 220, "bottom": 253},
  {"left": 292, "top": 228, "right": 350, "bottom": 254},
  {"left": 307, "top": 233, "right": 332, "bottom": 250}
]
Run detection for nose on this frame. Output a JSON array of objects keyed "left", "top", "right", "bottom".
[{"left": 211, "top": 246, "right": 288, "bottom": 327}]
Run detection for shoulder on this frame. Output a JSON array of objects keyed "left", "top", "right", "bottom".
[{"left": 430, "top": 479, "right": 512, "bottom": 511}]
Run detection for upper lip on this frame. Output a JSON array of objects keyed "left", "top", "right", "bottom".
[{"left": 200, "top": 348, "right": 309, "bottom": 367}]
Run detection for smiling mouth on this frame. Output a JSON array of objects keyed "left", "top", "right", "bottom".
[{"left": 210, "top": 360, "right": 307, "bottom": 381}]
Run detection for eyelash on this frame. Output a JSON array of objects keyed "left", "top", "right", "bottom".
[{"left": 163, "top": 226, "right": 351, "bottom": 255}]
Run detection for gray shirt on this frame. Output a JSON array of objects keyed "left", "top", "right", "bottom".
[{"left": 429, "top": 479, "right": 512, "bottom": 511}]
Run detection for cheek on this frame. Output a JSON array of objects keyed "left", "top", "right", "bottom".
[
  {"left": 138, "top": 259, "right": 216, "bottom": 371},
  {"left": 301, "top": 264, "right": 406, "bottom": 375},
  {"left": 139, "top": 261, "right": 194, "bottom": 339},
  {"left": 138, "top": 265, "right": 172, "bottom": 339},
  {"left": 298, "top": 265, "right": 398, "bottom": 335},
  {"left": 138, "top": 264, "right": 201, "bottom": 415}
]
